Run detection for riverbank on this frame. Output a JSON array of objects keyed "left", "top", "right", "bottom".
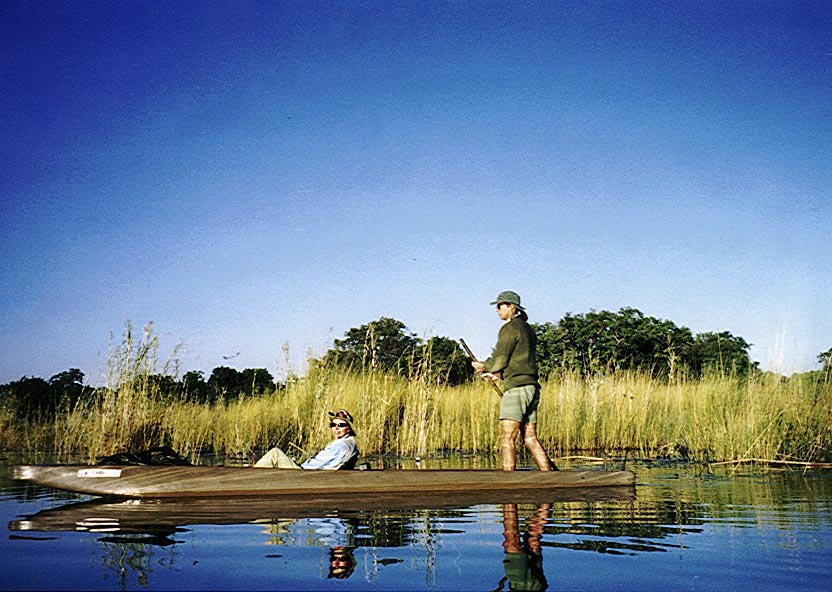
[{"left": 1, "top": 364, "right": 829, "bottom": 464}]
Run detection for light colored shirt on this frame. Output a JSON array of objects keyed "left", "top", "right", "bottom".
[{"left": 301, "top": 435, "right": 359, "bottom": 470}]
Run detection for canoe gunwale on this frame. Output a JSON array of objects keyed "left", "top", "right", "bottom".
[{"left": 13, "top": 465, "right": 636, "bottom": 499}]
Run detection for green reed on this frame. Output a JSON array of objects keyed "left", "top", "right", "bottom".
[{"left": 1, "top": 325, "right": 829, "bottom": 463}]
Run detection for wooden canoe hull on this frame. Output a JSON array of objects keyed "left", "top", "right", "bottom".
[{"left": 13, "top": 465, "right": 635, "bottom": 499}]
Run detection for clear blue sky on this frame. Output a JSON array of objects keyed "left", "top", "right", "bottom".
[{"left": 2, "top": 1, "right": 830, "bottom": 384}]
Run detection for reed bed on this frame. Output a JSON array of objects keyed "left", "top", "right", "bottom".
[{"left": 1, "top": 330, "right": 829, "bottom": 464}]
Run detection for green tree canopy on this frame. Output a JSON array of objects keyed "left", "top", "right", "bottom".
[
  {"left": 323, "top": 317, "right": 421, "bottom": 375},
  {"left": 2, "top": 376, "right": 52, "bottom": 419},
  {"left": 689, "top": 331, "right": 756, "bottom": 377},
  {"left": 207, "top": 366, "right": 242, "bottom": 402},
  {"left": 206, "top": 366, "right": 274, "bottom": 402},
  {"left": 416, "top": 336, "right": 474, "bottom": 386},
  {"left": 818, "top": 346, "right": 832, "bottom": 377},
  {"left": 240, "top": 368, "right": 275, "bottom": 395},
  {"left": 1, "top": 369, "right": 90, "bottom": 419},
  {"left": 181, "top": 370, "right": 208, "bottom": 402},
  {"left": 48, "top": 368, "right": 86, "bottom": 408},
  {"left": 533, "top": 308, "right": 753, "bottom": 379},
  {"left": 533, "top": 308, "right": 695, "bottom": 379},
  {"left": 819, "top": 347, "right": 832, "bottom": 368},
  {"left": 318, "top": 318, "right": 473, "bottom": 385}
]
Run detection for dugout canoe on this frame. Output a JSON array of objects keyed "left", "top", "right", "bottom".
[{"left": 13, "top": 465, "right": 635, "bottom": 499}]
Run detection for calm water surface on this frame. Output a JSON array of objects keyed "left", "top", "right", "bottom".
[{"left": 2, "top": 457, "right": 831, "bottom": 591}]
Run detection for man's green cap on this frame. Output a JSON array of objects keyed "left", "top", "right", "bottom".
[{"left": 490, "top": 290, "right": 525, "bottom": 311}]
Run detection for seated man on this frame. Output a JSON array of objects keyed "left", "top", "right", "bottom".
[{"left": 254, "top": 409, "right": 359, "bottom": 470}]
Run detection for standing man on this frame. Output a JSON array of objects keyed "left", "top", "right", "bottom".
[{"left": 472, "top": 291, "right": 553, "bottom": 472}]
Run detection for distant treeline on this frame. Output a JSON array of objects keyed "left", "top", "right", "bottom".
[
  {"left": 317, "top": 308, "right": 831, "bottom": 383},
  {"left": 0, "top": 365, "right": 277, "bottom": 420},
  {"left": 2, "top": 308, "right": 830, "bottom": 422}
]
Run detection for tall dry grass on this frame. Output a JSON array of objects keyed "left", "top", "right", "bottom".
[
  {"left": 2, "top": 324, "right": 829, "bottom": 464},
  {"left": 539, "top": 370, "right": 831, "bottom": 462}
]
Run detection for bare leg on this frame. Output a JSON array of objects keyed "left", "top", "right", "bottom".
[
  {"left": 502, "top": 504, "right": 521, "bottom": 552},
  {"left": 521, "top": 423, "right": 552, "bottom": 471},
  {"left": 500, "top": 419, "right": 521, "bottom": 471},
  {"left": 525, "top": 503, "right": 552, "bottom": 554}
]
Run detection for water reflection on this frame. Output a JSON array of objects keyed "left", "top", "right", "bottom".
[
  {"left": 96, "top": 536, "right": 179, "bottom": 590},
  {"left": 257, "top": 515, "right": 360, "bottom": 579},
  {"left": 498, "top": 504, "right": 550, "bottom": 591},
  {"left": 4, "top": 463, "right": 832, "bottom": 591},
  {"left": 328, "top": 545, "right": 357, "bottom": 579},
  {"left": 7, "top": 488, "right": 634, "bottom": 588}
]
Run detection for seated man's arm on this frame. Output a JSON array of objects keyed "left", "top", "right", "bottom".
[{"left": 301, "top": 439, "right": 350, "bottom": 470}]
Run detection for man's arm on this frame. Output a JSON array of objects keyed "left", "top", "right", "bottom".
[
  {"left": 483, "top": 323, "right": 518, "bottom": 374},
  {"left": 301, "top": 439, "right": 351, "bottom": 470}
]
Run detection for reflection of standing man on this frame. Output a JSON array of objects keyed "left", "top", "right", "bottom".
[
  {"left": 499, "top": 503, "right": 550, "bottom": 591},
  {"left": 473, "top": 291, "right": 553, "bottom": 471}
]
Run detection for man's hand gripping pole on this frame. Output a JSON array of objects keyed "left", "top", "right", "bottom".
[{"left": 460, "top": 338, "right": 503, "bottom": 398}]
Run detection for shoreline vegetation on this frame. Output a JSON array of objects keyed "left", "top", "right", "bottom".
[{"left": 1, "top": 323, "right": 830, "bottom": 465}]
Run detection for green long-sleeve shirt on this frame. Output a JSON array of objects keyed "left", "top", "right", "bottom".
[{"left": 484, "top": 316, "right": 539, "bottom": 391}]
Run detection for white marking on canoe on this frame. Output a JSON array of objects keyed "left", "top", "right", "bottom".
[
  {"left": 77, "top": 519, "right": 120, "bottom": 530},
  {"left": 77, "top": 468, "right": 122, "bottom": 478}
]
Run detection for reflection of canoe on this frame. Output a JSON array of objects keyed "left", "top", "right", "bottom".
[
  {"left": 9, "top": 485, "right": 636, "bottom": 536},
  {"left": 13, "top": 465, "right": 635, "bottom": 499}
]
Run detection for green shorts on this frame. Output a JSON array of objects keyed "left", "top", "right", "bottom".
[
  {"left": 503, "top": 552, "right": 546, "bottom": 590},
  {"left": 499, "top": 384, "right": 540, "bottom": 423}
]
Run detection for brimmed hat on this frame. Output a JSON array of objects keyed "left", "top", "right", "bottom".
[
  {"left": 328, "top": 409, "right": 356, "bottom": 434},
  {"left": 490, "top": 290, "right": 525, "bottom": 311}
]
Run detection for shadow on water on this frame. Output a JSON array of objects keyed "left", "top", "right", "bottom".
[{"left": 3, "top": 460, "right": 832, "bottom": 590}]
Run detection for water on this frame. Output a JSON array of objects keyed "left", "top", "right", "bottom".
[{"left": 2, "top": 459, "right": 831, "bottom": 591}]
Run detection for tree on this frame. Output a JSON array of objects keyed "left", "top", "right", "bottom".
[
  {"left": 533, "top": 308, "right": 694, "bottom": 379},
  {"left": 207, "top": 366, "right": 243, "bottom": 402},
  {"left": 205, "top": 366, "right": 274, "bottom": 401},
  {"left": 0, "top": 369, "right": 90, "bottom": 419},
  {"left": 182, "top": 370, "right": 208, "bottom": 402},
  {"left": 48, "top": 368, "right": 86, "bottom": 409},
  {"left": 324, "top": 317, "right": 421, "bottom": 375},
  {"left": 818, "top": 347, "right": 832, "bottom": 369},
  {"left": 532, "top": 321, "right": 574, "bottom": 380},
  {"left": 3, "top": 376, "right": 52, "bottom": 419},
  {"left": 818, "top": 347, "right": 832, "bottom": 378},
  {"left": 689, "top": 331, "right": 756, "bottom": 377},
  {"left": 316, "top": 318, "right": 474, "bottom": 384},
  {"left": 417, "top": 336, "right": 474, "bottom": 386},
  {"left": 144, "top": 374, "right": 180, "bottom": 399},
  {"left": 240, "top": 368, "right": 274, "bottom": 395}
]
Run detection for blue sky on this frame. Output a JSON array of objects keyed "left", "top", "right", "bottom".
[{"left": 1, "top": 1, "right": 830, "bottom": 384}]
